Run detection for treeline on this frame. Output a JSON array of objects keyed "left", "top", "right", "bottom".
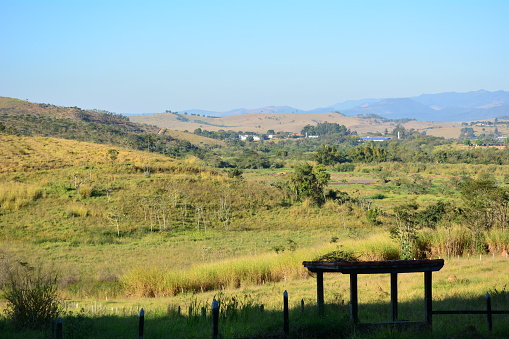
[
  {"left": 314, "top": 141, "right": 509, "bottom": 165},
  {"left": 301, "top": 121, "right": 353, "bottom": 136},
  {"left": 192, "top": 122, "right": 354, "bottom": 141},
  {"left": 193, "top": 128, "right": 240, "bottom": 140},
  {"left": 191, "top": 123, "right": 509, "bottom": 168}
]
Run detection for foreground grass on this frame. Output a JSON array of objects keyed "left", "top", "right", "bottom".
[{"left": 2, "top": 256, "right": 509, "bottom": 338}]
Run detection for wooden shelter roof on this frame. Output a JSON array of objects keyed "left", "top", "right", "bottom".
[{"left": 302, "top": 259, "right": 444, "bottom": 274}]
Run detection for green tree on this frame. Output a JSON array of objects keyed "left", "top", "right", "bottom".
[
  {"left": 349, "top": 143, "right": 388, "bottom": 162},
  {"left": 391, "top": 125, "right": 406, "bottom": 139},
  {"left": 459, "top": 127, "right": 475, "bottom": 139},
  {"left": 287, "top": 163, "right": 330, "bottom": 205},
  {"left": 301, "top": 122, "right": 351, "bottom": 136},
  {"left": 314, "top": 145, "right": 345, "bottom": 165},
  {"left": 460, "top": 179, "right": 509, "bottom": 232},
  {"left": 416, "top": 201, "right": 451, "bottom": 229}
]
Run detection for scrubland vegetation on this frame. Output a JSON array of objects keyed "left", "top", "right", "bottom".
[{"left": 2, "top": 99, "right": 509, "bottom": 337}]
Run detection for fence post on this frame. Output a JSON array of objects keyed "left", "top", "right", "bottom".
[
  {"left": 212, "top": 298, "right": 219, "bottom": 339},
  {"left": 283, "top": 290, "right": 289, "bottom": 335},
  {"left": 301, "top": 298, "right": 305, "bottom": 313},
  {"left": 486, "top": 293, "right": 492, "bottom": 331},
  {"left": 317, "top": 271, "right": 324, "bottom": 315},
  {"left": 424, "top": 271, "right": 432, "bottom": 326},
  {"left": 138, "top": 308, "right": 145, "bottom": 339},
  {"left": 55, "top": 318, "right": 62, "bottom": 339}
]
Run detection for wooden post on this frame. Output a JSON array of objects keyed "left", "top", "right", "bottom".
[
  {"left": 56, "top": 318, "right": 63, "bottom": 339},
  {"left": 138, "top": 308, "right": 145, "bottom": 339},
  {"left": 317, "top": 271, "right": 324, "bottom": 315},
  {"left": 283, "top": 290, "right": 289, "bottom": 335},
  {"left": 301, "top": 298, "right": 305, "bottom": 313},
  {"left": 212, "top": 298, "right": 219, "bottom": 339},
  {"left": 390, "top": 273, "right": 398, "bottom": 322},
  {"left": 350, "top": 274, "right": 359, "bottom": 324},
  {"left": 424, "top": 271, "right": 432, "bottom": 326},
  {"left": 486, "top": 293, "right": 492, "bottom": 331}
]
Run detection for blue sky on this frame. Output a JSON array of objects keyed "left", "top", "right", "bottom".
[{"left": 1, "top": 0, "right": 508, "bottom": 113}]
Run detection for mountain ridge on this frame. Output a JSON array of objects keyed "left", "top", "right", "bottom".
[{"left": 171, "top": 90, "right": 509, "bottom": 122}]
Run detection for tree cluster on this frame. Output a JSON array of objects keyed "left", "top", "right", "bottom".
[{"left": 301, "top": 122, "right": 352, "bottom": 136}]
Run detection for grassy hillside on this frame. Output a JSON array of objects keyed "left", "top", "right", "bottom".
[
  {"left": 0, "top": 97, "right": 222, "bottom": 157},
  {"left": 0, "top": 134, "right": 174, "bottom": 172},
  {"left": 0, "top": 96, "right": 146, "bottom": 128},
  {"left": 2, "top": 134, "right": 509, "bottom": 285}
]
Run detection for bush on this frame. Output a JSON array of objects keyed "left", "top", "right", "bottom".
[
  {"left": 334, "top": 163, "right": 355, "bottom": 172},
  {"left": 3, "top": 262, "right": 62, "bottom": 329},
  {"left": 78, "top": 184, "right": 96, "bottom": 198}
]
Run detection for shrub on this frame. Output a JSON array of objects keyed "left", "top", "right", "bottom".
[
  {"left": 313, "top": 249, "right": 358, "bottom": 262},
  {"left": 77, "top": 184, "right": 96, "bottom": 198},
  {"left": 334, "top": 163, "right": 355, "bottom": 172},
  {"left": 370, "top": 193, "right": 386, "bottom": 200},
  {"left": 2, "top": 262, "right": 62, "bottom": 329}
]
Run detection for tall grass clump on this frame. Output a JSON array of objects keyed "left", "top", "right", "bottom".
[
  {"left": 418, "top": 226, "right": 474, "bottom": 258},
  {"left": 66, "top": 202, "right": 91, "bottom": 217},
  {"left": 2, "top": 261, "right": 62, "bottom": 329},
  {"left": 485, "top": 230, "right": 509, "bottom": 254},
  {"left": 0, "top": 181, "right": 43, "bottom": 210},
  {"left": 121, "top": 251, "right": 310, "bottom": 298}
]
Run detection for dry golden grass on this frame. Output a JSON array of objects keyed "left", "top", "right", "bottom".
[
  {"left": 0, "top": 134, "right": 179, "bottom": 172},
  {"left": 130, "top": 111, "right": 465, "bottom": 136},
  {"left": 0, "top": 97, "right": 30, "bottom": 109},
  {"left": 0, "top": 181, "right": 43, "bottom": 210}
]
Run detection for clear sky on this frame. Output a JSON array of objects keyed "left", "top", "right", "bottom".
[{"left": 1, "top": 0, "right": 508, "bottom": 113}]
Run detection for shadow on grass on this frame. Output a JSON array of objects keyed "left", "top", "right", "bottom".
[{"left": 1, "top": 295, "right": 509, "bottom": 338}]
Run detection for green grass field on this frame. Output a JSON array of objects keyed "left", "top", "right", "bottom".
[{"left": 2, "top": 135, "right": 509, "bottom": 338}]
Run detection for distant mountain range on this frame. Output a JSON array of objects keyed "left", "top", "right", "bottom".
[{"left": 175, "top": 90, "right": 509, "bottom": 122}]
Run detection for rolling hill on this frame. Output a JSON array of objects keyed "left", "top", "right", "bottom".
[
  {"left": 0, "top": 96, "right": 222, "bottom": 155},
  {"left": 130, "top": 110, "right": 472, "bottom": 138}
]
